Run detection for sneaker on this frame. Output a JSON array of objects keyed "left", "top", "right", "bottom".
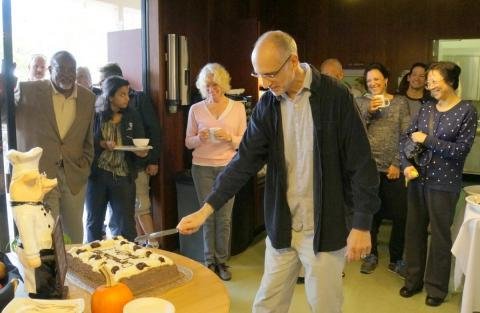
[
  {"left": 217, "top": 263, "right": 232, "bottom": 281},
  {"left": 388, "top": 260, "right": 407, "bottom": 278},
  {"left": 207, "top": 263, "right": 216, "bottom": 273},
  {"left": 297, "top": 277, "right": 305, "bottom": 284},
  {"left": 360, "top": 254, "right": 378, "bottom": 274}
]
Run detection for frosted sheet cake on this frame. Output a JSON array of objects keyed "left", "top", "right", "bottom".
[{"left": 67, "top": 236, "right": 181, "bottom": 295}]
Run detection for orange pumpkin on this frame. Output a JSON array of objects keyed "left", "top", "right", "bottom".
[
  {"left": 91, "top": 266, "right": 134, "bottom": 313},
  {"left": 0, "top": 261, "right": 6, "bottom": 280}
]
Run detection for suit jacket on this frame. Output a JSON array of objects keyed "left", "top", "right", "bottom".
[{"left": 15, "top": 80, "right": 95, "bottom": 194}]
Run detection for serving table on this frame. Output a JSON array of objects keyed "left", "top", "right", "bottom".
[{"left": 451, "top": 194, "right": 480, "bottom": 313}]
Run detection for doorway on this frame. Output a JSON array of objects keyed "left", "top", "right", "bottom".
[{"left": 1, "top": 0, "right": 147, "bottom": 250}]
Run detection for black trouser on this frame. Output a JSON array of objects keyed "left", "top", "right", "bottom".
[
  {"left": 85, "top": 168, "right": 136, "bottom": 242},
  {"left": 370, "top": 172, "right": 407, "bottom": 263},
  {"left": 404, "top": 181, "right": 459, "bottom": 299}
]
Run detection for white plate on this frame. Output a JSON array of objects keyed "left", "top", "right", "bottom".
[
  {"left": 2, "top": 298, "right": 84, "bottom": 313},
  {"left": 464, "top": 185, "right": 480, "bottom": 196},
  {"left": 123, "top": 297, "right": 175, "bottom": 313},
  {"left": 113, "top": 145, "right": 153, "bottom": 151}
]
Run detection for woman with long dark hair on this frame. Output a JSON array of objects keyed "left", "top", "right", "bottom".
[
  {"left": 399, "top": 61, "right": 477, "bottom": 306},
  {"left": 85, "top": 76, "right": 147, "bottom": 242}
]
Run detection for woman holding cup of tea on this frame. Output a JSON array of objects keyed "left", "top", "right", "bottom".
[
  {"left": 185, "top": 63, "right": 247, "bottom": 281},
  {"left": 355, "top": 63, "right": 411, "bottom": 277}
]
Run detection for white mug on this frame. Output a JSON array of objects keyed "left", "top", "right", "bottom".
[{"left": 209, "top": 127, "right": 221, "bottom": 143}]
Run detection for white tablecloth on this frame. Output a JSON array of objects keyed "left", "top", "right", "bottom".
[{"left": 451, "top": 194, "right": 480, "bottom": 313}]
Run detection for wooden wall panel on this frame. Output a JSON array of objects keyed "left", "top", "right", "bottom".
[
  {"left": 259, "top": 0, "right": 480, "bottom": 92},
  {"left": 147, "top": 0, "right": 210, "bottom": 250},
  {"left": 209, "top": 19, "right": 259, "bottom": 102}
]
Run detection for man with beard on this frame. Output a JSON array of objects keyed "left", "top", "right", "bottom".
[{"left": 15, "top": 51, "right": 95, "bottom": 243}]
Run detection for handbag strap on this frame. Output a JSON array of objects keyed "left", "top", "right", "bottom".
[
  {"left": 427, "top": 109, "right": 435, "bottom": 135},
  {"left": 415, "top": 109, "right": 435, "bottom": 166}
]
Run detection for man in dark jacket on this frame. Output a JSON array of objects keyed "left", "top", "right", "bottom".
[{"left": 178, "top": 30, "right": 380, "bottom": 313}]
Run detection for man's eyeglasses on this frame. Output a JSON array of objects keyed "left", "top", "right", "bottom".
[
  {"left": 251, "top": 55, "right": 291, "bottom": 79},
  {"left": 425, "top": 79, "right": 444, "bottom": 88}
]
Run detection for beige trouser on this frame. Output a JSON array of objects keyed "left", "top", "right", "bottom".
[
  {"left": 135, "top": 170, "right": 151, "bottom": 216},
  {"left": 43, "top": 167, "right": 86, "bottom": 244},
  {"left": 253, "top": 230, "right": 346, "bottom": 313}
]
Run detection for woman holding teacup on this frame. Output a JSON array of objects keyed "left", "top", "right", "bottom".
[
  {"left": 399, "top": 61, "right": 477, "bottom": 306},
  {"left": 356, "top": 63, "right": 411, "bottom": 277},
  {"left": 85, "top": 76, "right": 148, "bottom": 242},
  {"left": 185, "top": 63, "right": 247, "bottom": 281}
]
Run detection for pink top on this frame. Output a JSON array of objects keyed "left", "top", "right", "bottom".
[{"left": 185, "top": 99, "right": 247, "bottom": 166}]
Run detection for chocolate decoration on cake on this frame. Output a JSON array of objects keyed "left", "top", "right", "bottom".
[
  {"left": 159, "top": 257, "right": 165, "bottom": 263},
  {"left": 90, "top": 242, "right": 101, "bottom": 248},
  {"left": 76, "top": 248, "right": 87, "bottom": 255},
  {"left": 145, "top": 251, "right": 152, "bottom": 257},
  {"left": 135, "top": 262, "right": 149, "bottom": 270},
  {"left": 120, "top": 241, "right": 128, "bottom": 245},
  {"left": 133, "top": 245, "right": 142, "bottom": 251},
  {"left": 89, "top": 255, "right": 102, "bottom": 260},
  {"left": 111, "top": 266, "right": 120, "bottom": 274}
]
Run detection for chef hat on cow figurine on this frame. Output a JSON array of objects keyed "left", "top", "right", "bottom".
[{"left": 6, "top": 147, "right": 61, "bottom": 298}]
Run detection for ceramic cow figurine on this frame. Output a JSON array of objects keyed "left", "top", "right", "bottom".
[{"left": 7, "top": 147, "right": 59, "bottom": 298}]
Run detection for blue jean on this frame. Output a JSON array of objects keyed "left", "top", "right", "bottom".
[
  {"left": 191, "top": 165, "right": 234, "bottom": 265},
  {"left": 85, "top": 168, "right": 136, "bottom": 242}
]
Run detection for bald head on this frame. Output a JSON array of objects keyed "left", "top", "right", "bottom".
[
  {"left": 253, "top": 30, "right": 297, "bottom": 56},
  {"left": 320, "top": 58, "right": 344, "bottom": 81},
  {"left": 252, "top": 31, "right": 299, "bottom": 78},
  {"left": 252, "top": 31, "right": 297, "bottom": 67},
  {"left": 49, "top": 50, "right": 77, "bottom": 94}
]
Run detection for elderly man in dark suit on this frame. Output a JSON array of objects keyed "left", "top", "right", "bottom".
[{"left": 15, "top": 50, "right": 95, "bottom": 243}]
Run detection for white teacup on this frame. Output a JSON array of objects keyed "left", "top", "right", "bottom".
[
  {"left": 209, "top": 127, "right": 221, "bottom": 143},
  {"left": 133, "top": 138, "right": 150, "bottom": 147},
  {"left": 373, "top": 94, "right": 390, "bottom": 108}
]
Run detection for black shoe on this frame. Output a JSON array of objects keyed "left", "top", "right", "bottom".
[
  {"left": 399, "top": 286, "right": 422, "bottom": 298},
  {"left": 425, "top": 296, "right": 444, "bottom": 307},
  {"left": 296, "top": 277, "right": 305, "bottom": 284}
]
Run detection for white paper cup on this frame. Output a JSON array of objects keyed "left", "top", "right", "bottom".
[{"left": 209, "top": 127, "right": 221, "bottom": 143}]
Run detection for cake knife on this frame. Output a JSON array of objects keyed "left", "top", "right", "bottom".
[{"left": 134, "top": 228, "right": 179, "bottom": 245}]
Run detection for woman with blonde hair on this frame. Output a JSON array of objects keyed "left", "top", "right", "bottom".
[{"left": 185, "top": 63, "right": 247, "bottom": 281}]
